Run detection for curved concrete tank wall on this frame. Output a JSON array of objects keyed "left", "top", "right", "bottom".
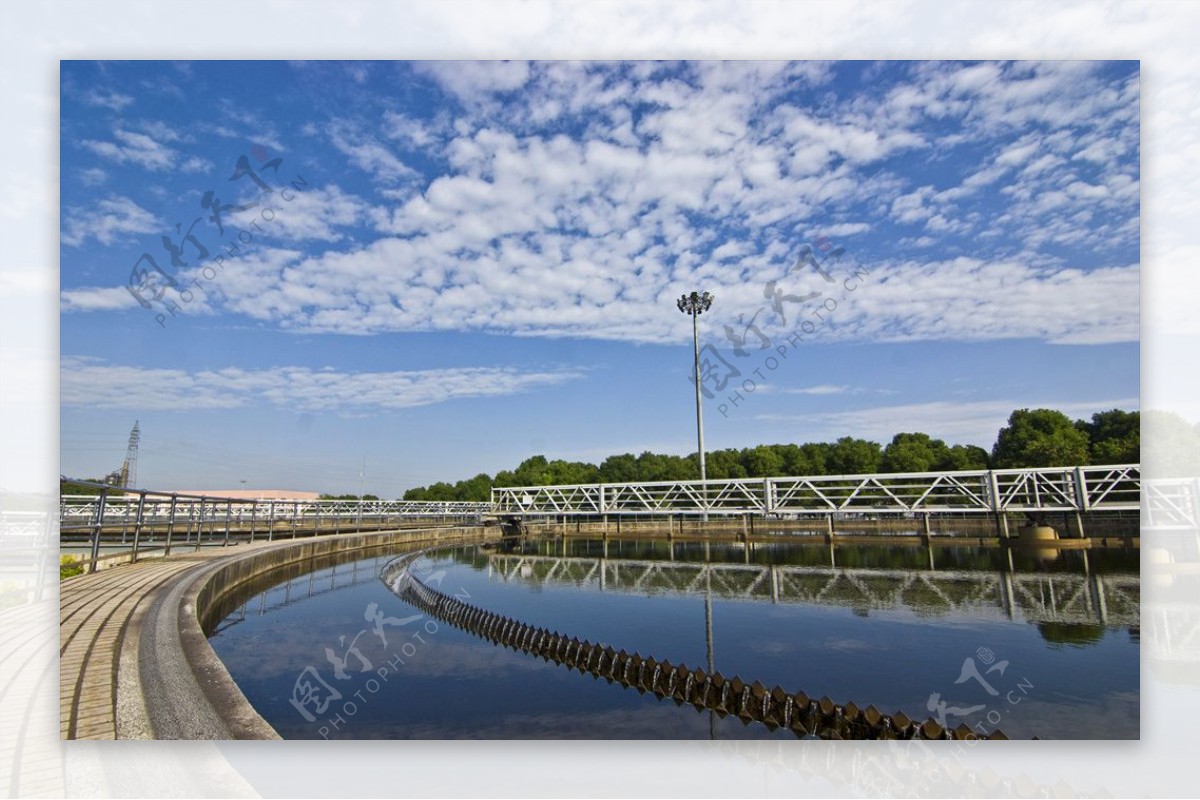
[{"left": 132, "top": 525, "right": 497, "bottom": 739}]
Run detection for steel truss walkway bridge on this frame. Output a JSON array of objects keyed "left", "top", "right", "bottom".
[
  {"left": 491, "top": 464, "right": 1140, "bottom": 517},
  {"left": 485, "top": 553, "right": 1139, "bottom": 628}
]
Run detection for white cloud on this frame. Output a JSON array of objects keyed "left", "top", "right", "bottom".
[
  {"left": 382, "top": 111, "right": 450, "bottom": 148},
  {"left": 59, "top": 357, "right": 586, "bottom": 414},
  {"left": 180, "top": 156, "right": 212, "bottom": 174},
  {"left": 61, "top": 195, "right": 158, "bottom": 247},
  {"left": 328, "top": 122, "right": 416, "bottom": 183},
  {"left": 782, "top": 384, "right": 850, "bottom": 396},
  {"left": 60, "top": 286, "right": 139, "bottom": 312},
  {"left": 81, "top": 129, "right": 176, "bottom": 171},
  {"left": 83, "top": 90, "right": 134, "bottom": 111},
  {"left": 416, "top": 60, "right": 532, "bottom": 104},
  {"left": 811, "top": 222, "right": 870, "bottom": 238},
  {"left": 60, "top": 284, "right": 216, "bottom": 315},
  {"left": 890, "top": 186, "right": 935, "bottom": 224},
  {"left": 835, "top": 257, "right": 1138, "bottom": 345},
  {"left": 79, "top": 167, "right": 107, "bottom": 186},
  {"left": 227, "top": 185, "right": 377, "bottom": 243},
  {"left": 757, "top": 396, "right": 1140, "bottom": 447}
]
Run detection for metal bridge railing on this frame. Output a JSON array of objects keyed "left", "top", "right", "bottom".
[
  {"left": 1143, "top": 477, "right": 1200, "bottom": 530},
  {"left": 60, "top": 479, "right": 489, "bottom": 574},
  {"left": 491, "top": 464, "right": 1141, "bottom": 516}
]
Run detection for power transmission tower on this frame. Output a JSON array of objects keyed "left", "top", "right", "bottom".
[{"left": 118, "top": 420, "right": 140, "bottom": 489}]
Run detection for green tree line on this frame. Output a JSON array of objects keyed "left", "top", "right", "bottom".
[{"left": 404, "top": 407, "right": 1140, "bottom": 502}]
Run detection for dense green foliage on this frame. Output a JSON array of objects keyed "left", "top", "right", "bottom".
[
  {"left": 403, "top": 407, "right": 1139, "bottom": 501},
  {"left": 1075, "top": 409, "right": 1140, "bottom": 464},
  {"left": 992, "top": 408, "right": 1091, "bottom": 468},
  {"left": 1142, "top": 410, "right": 1200, "bottom": 478},
  {"left": 59, "top": 478, "right": 111, "bottom": 496}
]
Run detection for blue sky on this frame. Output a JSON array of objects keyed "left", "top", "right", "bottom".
[{"left": 59, "top": 60, "right": 1140, "bottom": 495}]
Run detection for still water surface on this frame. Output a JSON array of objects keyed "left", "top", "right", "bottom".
[{"left": 208, "top": 534, "right": 1139, "bottom": 739}]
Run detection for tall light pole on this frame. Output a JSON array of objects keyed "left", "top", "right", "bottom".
[
  {"left": 679, "top": 289, "right": 716, "bottom": 737},
  {"left": 677, "top": 291, "right": 714, "bottom": 487}
]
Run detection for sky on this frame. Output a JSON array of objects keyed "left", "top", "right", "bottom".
[{"left": 58, "top": 60, "right": 1140, "bottom": 495}]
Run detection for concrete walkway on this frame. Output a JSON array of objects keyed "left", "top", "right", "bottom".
[
  {"left": 59, "top": 543, "right": 274, "bottom": 740},
  {"left": 60, "top": 526, "right": 490, "bottom": 740}
]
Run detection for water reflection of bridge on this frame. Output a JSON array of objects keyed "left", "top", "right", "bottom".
[
  {"left": 485, "top": 553, "right": 1139, "bottom": 628},
  {"left": 211, "top": 553, "right": 393, "bottom": 634}
]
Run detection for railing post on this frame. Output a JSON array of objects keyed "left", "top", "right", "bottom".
[
  {"left": 165, "top": 494, "right": 178, "bottom": 556},
  {"left": 249, "top": 500, "right": 257, "bottom": 543},
  {"left": 267, "top": 500, "right": 275, "bottom": 541},
  {"left": 988, "top": 470, "right": 1007, "bottom": 540},
  {"left": 987, "top": 470, "right": 1001, "bottom": 513},
  {"left": 131, "top": 491, "right": 147, "bottom": 564},
  {"left": 195, "top": 498, "right": 206, "bottom": 551},
  {"left": 223, "top": 500, "right": 232, "bottom": 546},
  {"left": 291, "top": 501, "right": 299, "bottom": 538},
  {"left": 89, "top": 488, "right": 109, "bottom": 574},
  {"left": 1074, "top": 467, "right": 1090, "bottom": 512}
]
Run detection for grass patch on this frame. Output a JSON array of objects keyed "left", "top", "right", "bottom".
[{"left": 60, "top": 555, "right": 84, "bottom": 580}]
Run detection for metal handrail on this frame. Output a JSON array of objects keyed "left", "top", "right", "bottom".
[{"left": 60, "top": 478, "right": 487, "bottom": 574}]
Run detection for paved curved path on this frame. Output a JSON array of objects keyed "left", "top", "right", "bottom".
[{"left": 59, "top": 542, "right": 280, "bottom": 740}]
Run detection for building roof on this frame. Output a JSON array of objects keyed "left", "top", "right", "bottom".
[{"left": 167, "top": 489, "right": 321, "bottom": 500}]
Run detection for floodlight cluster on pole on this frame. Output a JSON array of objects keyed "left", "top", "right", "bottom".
[{"left": 677, "top": 291, "right": 714, "bottom": 488}]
